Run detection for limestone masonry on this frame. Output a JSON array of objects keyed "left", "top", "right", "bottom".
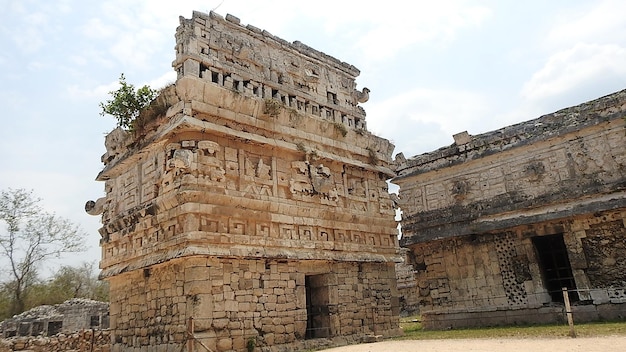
[
  {"left": 69, "top": 7, "right": 626, "bottom": 351},
  {"left": 89, "top": 11, "right": 400, "bottom": 352},
  {"left": 0, "top": 299, "right": 110, "bottom": 352},
  {"left": 393, "top": 89, "right": 626, "bottom": 328},
  {"left": 0, "top": 299, "right": 109, "bottom": 338}
]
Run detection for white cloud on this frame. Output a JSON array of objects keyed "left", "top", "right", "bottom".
[
  {"left": 200, "top": 1, "right": 492, "bottom": 63},
  {"left": 149, "top": 71, "right": 177, "bottom": 89},
  {"left": 66, "top": 80, "right": 120, "bottom": 101},
  {"left": 512, "top": 0, "right": 626, "bottom": 129},
  {"left": 66, "top": 71, "right": 176, "bottom": 101},
  {"left": 271, "top": 0, "right": 493, "bottom": 63},
  {"left": 353, "top": 2, "right": 492, "bottom": 61},
  {"left": 70, "top": 1, "right": 491, "bottom": 75},
  {"left": 362, "top": 87, "right": 494, "bottom": 156},
  {"left": 0, "top": 90, "right": 26, "bottom": 113},
  {"left": 521, "top": 43, "right": 626, "bottom": 102},
  {"left": 2, "top": 3, "right": 67, "bottom": 54},
  {"left": 82, "top": 17, "right": 117, "bottom": 39},
  {"left": 546, "top": 0, "right": 626, "bottom": 48},
  {"left": 368, "top": 88, "right": 491, "bottom": 138},
  {"left": 10, "top": 16, "right": 46, "bottom": 53}
]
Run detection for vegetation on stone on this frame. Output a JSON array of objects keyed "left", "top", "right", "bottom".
[{"left": 99, "top": 73, "right": 157, "bottom": 130}]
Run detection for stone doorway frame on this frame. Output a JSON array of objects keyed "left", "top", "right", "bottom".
[
  {"left": 532, "top": 234, "right": 579, "bottom": 303},
  {"left": 305, "top": 273, "right": 332, "bottom": 339}
]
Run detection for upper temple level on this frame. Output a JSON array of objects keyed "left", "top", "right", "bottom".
[{"left": 173, "top": 11, "right": 369, "bottom": 129}]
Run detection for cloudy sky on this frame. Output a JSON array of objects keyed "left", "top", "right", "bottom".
[{"left": 1, "top": 0, "right": 625, "bottom": 273}]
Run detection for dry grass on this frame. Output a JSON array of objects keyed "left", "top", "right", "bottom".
[{"left": 398, "top": 315, "right": 626, "bottom": 340}]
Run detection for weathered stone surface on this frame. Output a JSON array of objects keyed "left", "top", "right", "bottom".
[
  {"left": 0, "top": 299, "right": 109, "bottom": 339},
  {"left": 395, "top": 89, "right": 626, "bottom": 244},
  {"left": 88, "top": 10, "right": 401, "bottom": 352},
  {"left": 393, "top": 89, "right": 626, "bottom": 329},
  {"left": 0, "top": 330, "right": 110, "bottom": 352}
]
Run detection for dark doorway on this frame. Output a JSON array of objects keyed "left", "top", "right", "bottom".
[
  {"left": 532, "top": 234, "right": 578, "bottom": 302},
  {"left": 305, "top": 274, "right": 331, "bottom": 339}
]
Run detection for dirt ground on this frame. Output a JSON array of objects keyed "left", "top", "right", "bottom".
[{"left": 321, "top": 336, "right": 626, "bottom": 352}]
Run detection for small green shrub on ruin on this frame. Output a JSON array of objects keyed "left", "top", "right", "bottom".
[{"left": 100, "top": 73, "right": 157, "bottom": 130}]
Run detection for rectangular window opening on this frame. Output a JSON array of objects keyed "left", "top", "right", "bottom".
[
  {"left": 90, "top": 315, "right": 101, "bottom": 328},
  {"left": 47, "top": 321, "right": 63, "bottom": 336},
  {"left": 532, "top": 234, "right": 579, "bottom": 303},
  {"left": 211, "top": 71, "right": 220, "bottom": 84},
  {"left": 326, "top": 92, "right": 337, "bottom": 105},
  {"left": 18, "top": 322, "right": 30, "bottom": 336}
]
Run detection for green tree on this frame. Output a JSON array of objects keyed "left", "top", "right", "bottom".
[
  {"left": 0, "top": 189, "right": 85, "bottom": 317},
  {"left": 99, "top": 73, "right": 157, "bottom": 130},
  {"left": 27, "top": 262, "right": 108, "bottom": 308},
  {"left": 0, "top": 284, "right": 13, "bottom": 320}
]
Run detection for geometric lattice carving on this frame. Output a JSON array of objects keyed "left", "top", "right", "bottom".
[{"left": 495, "top": 232, "right": 528, "bottom": 306}]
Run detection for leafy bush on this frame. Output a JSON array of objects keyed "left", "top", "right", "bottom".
[{"left": 100, "top": 74, "right": 157, "bottom": 130}]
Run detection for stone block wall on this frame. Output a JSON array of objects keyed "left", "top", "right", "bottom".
[
  {"left": 0, "top": 330, "right": 110, "bottom": 352},
  {"left": 395, "top": 249, "right": 419, "bottom": 315},
  {"left": 395, "top": 89, "right": 626, "bottom": 243},
  {"left": 89, "top": 10, "right": 401, "bottom": 351},
  {"left": 107, "top": 257, "right": 399, "bottom": 351},
  {"left": 173, "top": 11, "right": 369, "bottom": 132},
  {"left": 394, "top": 89, "right": 626, "bottom": 329},
  {"left": 97, "top": 129, "right": 398, "bottom": 277},
  {"left": 0, "top": 299, "right": 109, "bottom": 338},
  {"left": 408, "top": 209, "right": 626, "bottom": 329}
]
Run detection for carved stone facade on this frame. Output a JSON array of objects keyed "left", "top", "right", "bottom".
[
  {"left": 89, "top": 11, "right": 400, "bottom": 352},
  {"left": 393, "top": 90, "right": 626, "bottom": 329}
]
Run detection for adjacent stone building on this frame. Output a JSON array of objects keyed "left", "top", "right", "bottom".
[
  {"left": 88, "top": 11, "right": 401, "bottom": 352},
  {"left": 393, "top": 89, "right": 626, "bottom": 329},
  {"left": 0, "top": 299, "right": 109, "bottom": 338}
]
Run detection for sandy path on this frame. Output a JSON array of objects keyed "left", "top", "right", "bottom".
[{"left": 321, "top": 336, "right": 626, "bottom": 352}]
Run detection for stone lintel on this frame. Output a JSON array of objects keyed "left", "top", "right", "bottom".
[
  {"left": 400, "top": 195, "right": 626, "bottom": 246},
  {"left": 100, "top": 247, "right": 402, "bottom": 279}
]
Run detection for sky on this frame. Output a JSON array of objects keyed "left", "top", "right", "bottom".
[{"left": 1, "top": 0, "right": 626, "bottom": 275}]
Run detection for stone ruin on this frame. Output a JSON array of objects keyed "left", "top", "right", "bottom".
[
  {"left": 87, "top": 11, "right": 401, "bottom": 352},
  {"left": 67, "top": 8, "right": 626, "bottom": 349},
  {"left": 394, "top": 248, "right": 419, "bottom": 316},
  {"left": 393, "top": 89, "right": 626, "bottom": 329},
  {"left": 0, "top": 299, "right": 109, "bottom": 338}
]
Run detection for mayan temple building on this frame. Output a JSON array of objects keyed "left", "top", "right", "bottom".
[
  {"left": 87, "top": 11, "right": 401, "bottom": 352},
  {"left": 393, "top": 90, "right": 626, "bottom": 329}
]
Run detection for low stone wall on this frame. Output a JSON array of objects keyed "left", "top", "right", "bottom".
[
  {"left": 0, "top": 329, "right": 110, "bottom": 352},
  {"left": 421, "top": 303, "right": 626, "bottom": 330},
  {"left": 0, "top": 299, "right": 109, "bottom": 338}
]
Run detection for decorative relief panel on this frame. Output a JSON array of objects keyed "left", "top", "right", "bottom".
[
  {"left": 287, "top": 161, "right": 341, "bottom": 206},
  {"left": 347, "top": 177, "right": 366, "bottom": 198}
]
